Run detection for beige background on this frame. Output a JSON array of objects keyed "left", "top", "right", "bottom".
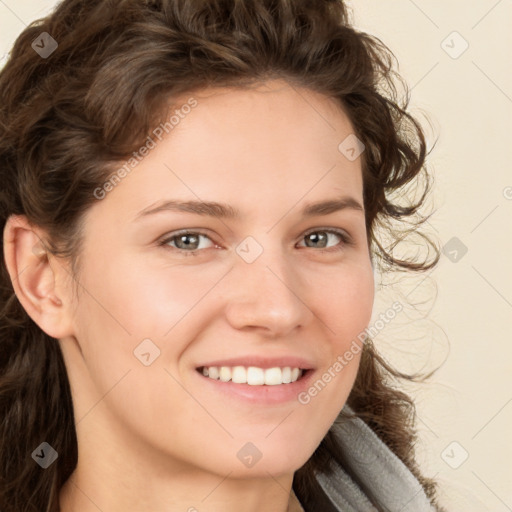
[
  {"left": 1, "top": 1, "right": 511, "bottom": 510},
  {"left": 348, "top": 2, "right": 512, "bottom": 510}
]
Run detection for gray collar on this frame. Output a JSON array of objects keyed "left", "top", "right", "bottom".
[{"left": 299, "top": 405, "right": 436, "bottom": 511}]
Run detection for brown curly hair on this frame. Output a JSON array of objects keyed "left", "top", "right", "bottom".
[{"left": 0, "top": 0, "right": 443, "bottom": 510}]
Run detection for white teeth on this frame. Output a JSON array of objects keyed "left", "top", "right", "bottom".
[
  {"left": 219, "top": 366, "right": 231, "bottom": 382},
  {"left": 247, "top": 367, "right": 265, "bottom": 385},
  {"left": 208, "top": 366, "right": 219, "bottom": 380},
  {"left": 231, "top": 366, "right": 246, "bottom": 384},
  {"left": 264, "top": 367, "right": 283, "bottom": 385},
  {"left": 200, "top": 365, "right": 304, "bottom": 385}
]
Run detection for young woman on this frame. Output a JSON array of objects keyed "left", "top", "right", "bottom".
[{"left": 0, "top": 1, "right": 444, "bottom": 510}]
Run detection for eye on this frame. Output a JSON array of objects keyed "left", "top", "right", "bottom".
[
  {"left": 298, "top": 228, "right": 353, "bottom": 252},
  {"left": 158, "top": 230, "right": 215, "bottom": 256},
  {"left": 158, "top": 228, "right": 353, "bottom": 256}
]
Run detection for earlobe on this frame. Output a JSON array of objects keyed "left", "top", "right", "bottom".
[{"left": 3, "top": 214, "right": 72, "bottom": 338}]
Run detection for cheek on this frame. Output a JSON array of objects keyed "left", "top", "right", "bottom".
[
  {"left": 303, "top": 262, "right": 374, "bottom": 406},
  {"left": 72, "top": 251, "right": 229, "bottom": 403},
  {"left": 78, "top": 252, "right": 213, "bottom": 341},
  {"left": 312, "top": 261, "right": 375, "bottom": 346}
]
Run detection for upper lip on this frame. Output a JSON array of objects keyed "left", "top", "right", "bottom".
[{"left": 196, "top": 356, "right": 316, "bottom": 370}]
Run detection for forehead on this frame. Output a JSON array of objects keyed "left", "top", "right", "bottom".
[
  {"left": 90, "top": 80, "right": 363, "bottom": 225},
  {"left": 177, "top": 80, "right": 355, "bottom": 152}
]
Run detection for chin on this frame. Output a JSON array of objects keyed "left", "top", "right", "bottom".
[
  {"left": 229, "top": 439, "right": 315, "bottom": 479},
  {"left": 228, "top": 456, "right": 309, "bottom": 480}
]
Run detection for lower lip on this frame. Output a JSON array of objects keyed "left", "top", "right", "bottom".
[{"left": 194, "top": 369, "right": 315, "bottom": 405}]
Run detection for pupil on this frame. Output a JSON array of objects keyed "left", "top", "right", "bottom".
[
  {"left": 179, "top": 234, "right": 198, "bottom": 249},
  {"left": 309, "top": 232, "right": 327, "bottom": 248}
]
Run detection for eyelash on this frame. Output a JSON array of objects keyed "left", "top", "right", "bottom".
[{"left": 157, "top": 228, "right": 354, "bottom": 257}]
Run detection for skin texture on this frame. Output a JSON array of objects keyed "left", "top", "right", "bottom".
[{"left": 3, "top": 79, "right": 375, "bottom": 512}]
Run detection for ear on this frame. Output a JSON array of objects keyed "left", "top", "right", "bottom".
[{"left": 3, "top": 214, "right": 75, "bottom": 339}]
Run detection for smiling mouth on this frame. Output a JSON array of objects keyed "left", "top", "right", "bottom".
[{"left": 196, "top": 366, "right": 310, "bottom": 386}]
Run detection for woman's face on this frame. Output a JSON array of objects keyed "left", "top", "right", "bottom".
[{"left": 64, "top": 79, "right": 374, "bottom": 479}]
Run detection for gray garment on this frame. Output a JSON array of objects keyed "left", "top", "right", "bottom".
[{"left": 299, "top": 405, "right": 436, "bottom": 512}]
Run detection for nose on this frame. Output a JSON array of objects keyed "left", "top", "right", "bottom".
[{"left": 223, "top": 246, "right": 315, "bottom": 338}]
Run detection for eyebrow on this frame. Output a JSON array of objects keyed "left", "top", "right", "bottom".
[{"left": 134, "top": 196, "right": 364, "bottom": 221}]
